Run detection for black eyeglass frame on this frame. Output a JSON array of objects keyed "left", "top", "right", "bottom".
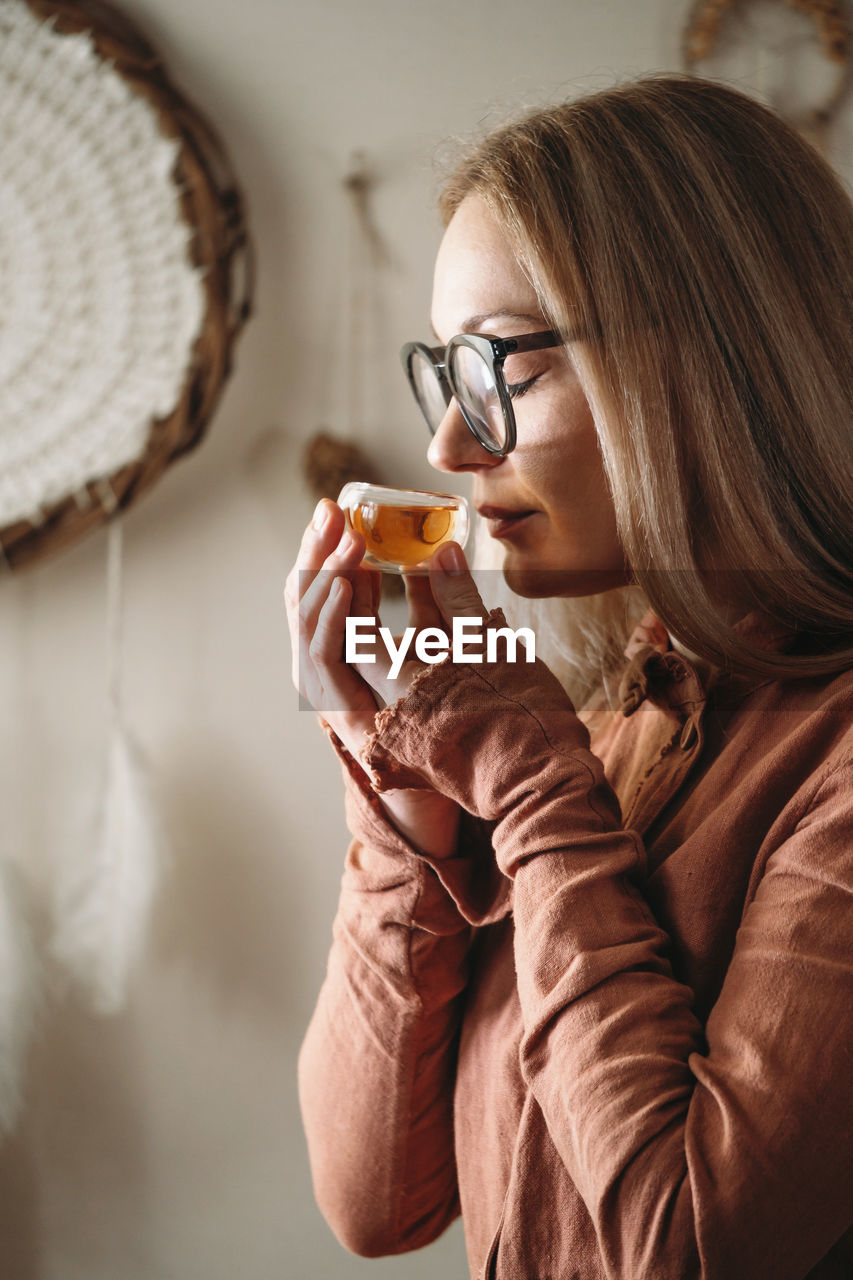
[{"left": 400, "top": 329, "right": 564, "bottom": 457}]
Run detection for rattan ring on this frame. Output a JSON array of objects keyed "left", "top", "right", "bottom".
[{"left": 0, "top": 0, "right": 253, "bottom": 570}]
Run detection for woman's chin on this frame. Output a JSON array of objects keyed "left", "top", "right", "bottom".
[{"left": 502, "top": 560, "right": 631, "bottom": 599}]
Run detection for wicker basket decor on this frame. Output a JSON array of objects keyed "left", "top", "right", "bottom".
[{"left": 0, "top": 0, "right": 253, "bottom": 570}]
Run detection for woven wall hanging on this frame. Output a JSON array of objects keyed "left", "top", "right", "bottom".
[
  {"left": 682, "top": 0, "right": 853, "bottom": 145},
  {"left": 302, "top": 153, "right": 404, "bottom": 597},
  {"left": 0, "top": 0, "right": 253, "bottom": 571}
]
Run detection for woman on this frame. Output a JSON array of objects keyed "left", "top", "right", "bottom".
[{"left": 287, "top": 76, "right": 853, "bottom": 1279}]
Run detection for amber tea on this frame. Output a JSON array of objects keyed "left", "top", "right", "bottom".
[
  {"left": 349, "top": 501, "right": 461, "bottom": 567},
  {"left": 337, "top": 484, "right": 469, "bottom": 573}
]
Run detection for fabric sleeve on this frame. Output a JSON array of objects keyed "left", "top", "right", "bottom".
[
  {"left": 361, "top": 653, "right": 853, "bottom": 1279},
  {"left": 297, "top": 728, "right": 481, "bottom": 1258}
]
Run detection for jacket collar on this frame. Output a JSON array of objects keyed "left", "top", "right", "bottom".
[{"left": 617, "top": 607, "right": 795, "bottom": 718}]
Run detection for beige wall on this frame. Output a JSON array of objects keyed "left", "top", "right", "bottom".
[{"left": 1, "top": 1, "right": 850, "bottom": 1276}]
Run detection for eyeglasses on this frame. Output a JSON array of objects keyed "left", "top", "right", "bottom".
[{"left": 400, "top": 329, "right": 564, "bottom": 457}]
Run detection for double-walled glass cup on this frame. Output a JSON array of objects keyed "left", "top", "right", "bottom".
[{"left": 337, "top": 483, "right": 469, "bottom": 574}]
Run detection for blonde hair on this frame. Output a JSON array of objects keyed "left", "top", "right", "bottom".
[{"left": 441, "top": 75, "right": 853, "bottom": 687}]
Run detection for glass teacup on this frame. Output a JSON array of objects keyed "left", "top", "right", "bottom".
[{"left": 337, "top": 483, "right": 469, "bottom": 574}]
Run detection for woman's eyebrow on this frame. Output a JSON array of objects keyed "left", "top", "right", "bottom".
[{"left": 429, "top": 310, "right": 545, "bottom": 341}]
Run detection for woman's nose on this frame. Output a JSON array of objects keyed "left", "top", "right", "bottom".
[{"left": 427, "top": 400, "right": 501, "bottom": 474}]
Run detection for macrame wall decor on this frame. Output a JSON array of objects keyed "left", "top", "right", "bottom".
[
  {"left": 302, "top": 152, "right": 403, "bottom": 596},
  {"left": 0, "top": 0, "right": 253, "bottom": 570},
  {"left": 682, "top": 0, "right": 853, "bottom": 149},
  {"left": 0, "top": 0, "right": 252, "bottom": 1124}
]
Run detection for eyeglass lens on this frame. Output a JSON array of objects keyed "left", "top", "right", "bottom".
[
  {"left": 409, "top": 345, "right": 507, "bottom": 452},
  {"left": 447, "top": 344, "right": 506, "bottom": 452},
  {"left": 409, "top": 349, "right": 451, "bottom": 433}
]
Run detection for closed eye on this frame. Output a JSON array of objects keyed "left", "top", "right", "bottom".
[{"left": 506, "top": 376, "right": 539, "bottom": 400}]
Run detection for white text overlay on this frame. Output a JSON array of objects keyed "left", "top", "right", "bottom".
[{"left": 345, "top": 617, "right": 536, "bottom": 678}]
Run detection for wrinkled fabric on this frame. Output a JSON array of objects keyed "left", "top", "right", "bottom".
[{"left": 299, "top": 608, "right": 853, "bottom": 1280}]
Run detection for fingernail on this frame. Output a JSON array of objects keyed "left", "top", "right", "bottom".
[
  {"left": 437, "top": 543, "right": 465, "bottom": 575},
  {"left": 312, "top": 500, "right": 329, "bottom": 531}
]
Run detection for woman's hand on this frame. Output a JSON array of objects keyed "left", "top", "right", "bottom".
[
  {"left": 285, "top": 499, "right": 461, "bottom": 857},
  {"left": 285, "top": 498, "right": 382, "bottom": 755},
  {"left": 351, "top": 540, "right": 491, "bottom": 708}
]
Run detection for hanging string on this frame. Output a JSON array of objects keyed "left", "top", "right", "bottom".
[
  {"left": 302, "top": 153, "right": 396, "bottom": 515},
  {"left": 299, "top": 153, "right": 405, "bottom": 597},
  {"left": 308, "top": 152, "right": 384, "bottom": 443},
  {"left": 106, "top": 514, "right": 124, "bottom": 722},
  {"left": 343, "top": 151, "right": 391, "bottom": 442},
  {"left": 51, "top": 516, "right": 163, "bottom": 1015},
  {"left": 0, "top": 571, "right": 40, "bottom": 1134},
  {"left": 343, "top": 152, "right": 369, "bottom": 437}
]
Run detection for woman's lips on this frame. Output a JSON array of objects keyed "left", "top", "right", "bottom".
[{"left": 478, "top": 506, "right": 537, "bottom": 539}]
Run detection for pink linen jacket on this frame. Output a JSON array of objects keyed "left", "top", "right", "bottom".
[{"left": 298, "top": 608, "right": 853, "bottom": 1280}]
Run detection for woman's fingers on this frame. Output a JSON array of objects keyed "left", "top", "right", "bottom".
[
  {"left": 351, "top": 566, "right": 377, "bottom": 624},
  {"left": 370, "top": 568, "right": 382, "bottom": 616},
  {"left": 305, "top": 575, "right": 381, "bottom": 733},
  {"left": 284, "top": 502, "right": 405, "bottom": 755},
  {"left": 403, "top": 572, "right": 445, "bottom": 632},
  {"left": 284, "top": 499, "right": 347, "bottom": 616},
  {"left": 293, "top": 527, "right": 366, "bottom": 646},
  {"left": 309, "top": 575, "right": 351, "bottom": 670},
  {"left": 427, "top": 542, "right": 486, "bottom": 623},
  {"left": 300, "top": 498, "right": 344, "bottom": 570},
  {"left": 285, "top": 499, "right": 369, "bottom": 699}
]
